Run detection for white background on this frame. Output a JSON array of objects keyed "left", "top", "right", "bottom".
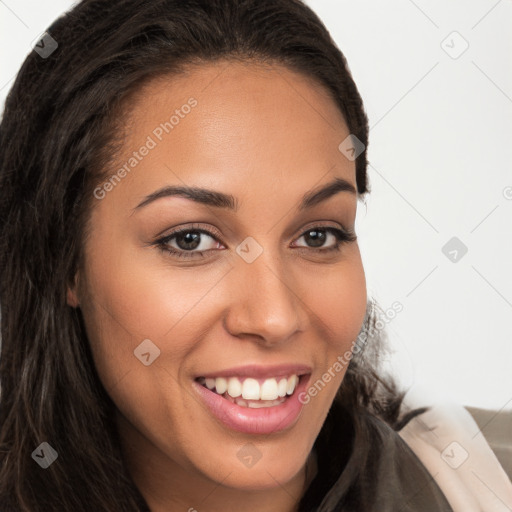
[{"left": 1, "top": 0, "right": 511, "bottom": 410}]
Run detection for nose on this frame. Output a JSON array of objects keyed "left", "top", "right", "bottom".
[{"left": 223, "top": 247, "right": 306, "bottom": 347}]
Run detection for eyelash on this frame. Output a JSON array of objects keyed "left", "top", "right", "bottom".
[{"left": 154, "top": 223, "right": 357, "bottom": 260}]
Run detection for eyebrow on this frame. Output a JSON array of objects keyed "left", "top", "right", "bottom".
[{"left": 133, "top": 176, "right": 357, "bottom": 213}]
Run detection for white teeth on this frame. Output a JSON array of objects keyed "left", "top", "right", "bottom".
[
  {"left": 242, "top": 378, "right": 260, "bottom": 400},
  {"left": 247, "top": 398, "right": 285, "bottom": 408},
  {"left": 277, "top": 378, "right": 288, "bottom": 397},
  {"left": 287, "top": 375, "right": 298, "bottom": 395},
  {"left": 235, "top": 397, "right": 248, "bottom": 407},
  {"left": 215, "top": 377, "right": 228, "bottom": 395},
  {"left": 228, "top": 394, "right": 286, "bottom": 408},
  {"left": 227, "top": 377, "right": 242, "bottom": 398},
  {"left": 260, "top": 378, "right": 279, "bottom": 400},
  {"left": 201, "top": 374, "right": 301, "bottom": 400}
]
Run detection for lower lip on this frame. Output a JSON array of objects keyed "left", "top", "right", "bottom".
[{"left": 192, "top": 375, "right": 310, "bottom": 435}]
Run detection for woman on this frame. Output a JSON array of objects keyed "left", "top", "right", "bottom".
[{"left": 0, "top": 1, "right": 509, "bottom": 511}]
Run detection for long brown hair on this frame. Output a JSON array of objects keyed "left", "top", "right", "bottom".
[{"left": 0, "top": 1, "right": 415, "bottom": 510}]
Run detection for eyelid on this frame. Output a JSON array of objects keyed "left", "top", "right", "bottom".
[
  {"left": 295, "top": 220, "right": 351, "bottom": 237},
  {"left": 157, "top": 221, "right": 351, "bottom": 244},
  {"left": 155, "top": 222, "right": 223, "bottom": 241},
  {"left": 153, "top": 221, "right": 355, "bottom": 259}
]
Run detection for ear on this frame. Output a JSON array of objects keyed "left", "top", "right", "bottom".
[{"left": 66, "top": 271, "right": 81, "bottom": 308}]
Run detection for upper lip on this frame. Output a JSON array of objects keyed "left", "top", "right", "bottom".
[{"left": 196, "top": 364, "right": 312, "bottom": 380}]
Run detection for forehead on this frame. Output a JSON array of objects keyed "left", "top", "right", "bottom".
[
  {"left": 128, "top": 58, "right": 345, "bottom": 121},
  {"left": 122, "top": 58, "right": 350, "bottom": 149},
  {"left": 103, "top": 59, "right": 356, "bottom": 207}
]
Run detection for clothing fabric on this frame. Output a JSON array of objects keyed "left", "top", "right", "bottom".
[
  {"left": 305, "top": 399, "right": 512, "bottom": 511},
  {"left": 306, "top": 406, "right": 454, "bottom": 511},
  {"left": 399, "top": 400, "right": 512, "bottom": 512}
]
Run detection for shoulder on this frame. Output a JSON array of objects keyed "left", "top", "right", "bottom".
[
  {"left": 398, "top": 400, "right": 512, "bottom": 512},
  {"left": 316, "top": 405, "right": 454, "bottom": 511},
  {"left": 363, "top": 411, "right": 455, "bottom": 510},
  {"left": 465, "top": 405, "right": 512, "bottom": 480}
]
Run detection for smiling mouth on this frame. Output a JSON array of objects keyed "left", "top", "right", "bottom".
[{"left": 195, "top": 374, "right": 306, "bottom": 408}]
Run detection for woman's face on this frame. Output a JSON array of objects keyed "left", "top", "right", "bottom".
[{"left": 69, "top": 60, "right": 367, "bottom": 504}]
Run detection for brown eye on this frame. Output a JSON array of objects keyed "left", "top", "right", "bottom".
[
  {"left": 294, "top": 227, "right": 356, "bottom": 251},
  {"left": 301, "top": 229, "right": 328, "bottom": 248},
  {"left": 156, "top": 228, "right": 223, "bottom": 259}
]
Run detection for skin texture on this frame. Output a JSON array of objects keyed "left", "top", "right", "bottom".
[{"left": 67, "top": 60, "right": 368, "bottom": 512}]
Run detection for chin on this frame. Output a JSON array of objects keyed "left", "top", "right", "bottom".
[{"left": 219, "top": 464, "right": 302, "bottom": 491}]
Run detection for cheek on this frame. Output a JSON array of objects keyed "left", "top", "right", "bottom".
[
  {"left": 306, "top": 254, "right": 367, "bottom": 348},
  {"left": 78, "top": 244, "right": 208, "bottom": 453},
  {"left": 81, "top": 234, "right": 229, "bottom": 353},
  {"left": 303, "top": 255, "right": 367, "bottom": 399},
  {"left": 78, "top": 227, "right": 239, "bottom": 426}
]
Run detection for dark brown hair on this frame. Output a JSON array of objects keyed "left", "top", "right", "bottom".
[{"left": 0, "top": 1, "right": 417, "bottom": 510}]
